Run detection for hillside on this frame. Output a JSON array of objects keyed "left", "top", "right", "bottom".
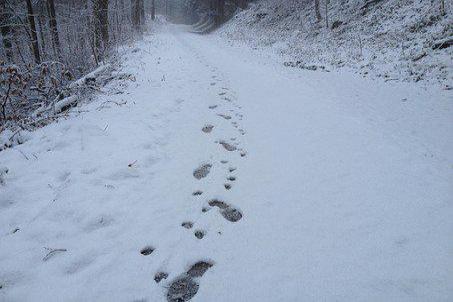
[{"left": 220, "top": 0, "right": 452, "bottom": 87}]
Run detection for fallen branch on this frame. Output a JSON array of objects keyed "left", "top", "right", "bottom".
[
  {"left": 432, "top": 37, "right": 453, "bottom": 50},
  {"left": 96, "top": 100, "right": 127, "bottom": 111},
  {"left": 69, "top": 64, "right": 111, "bottom": 89},
  {"left": 54, "top": 95, "right": 78, "bottom": 113}
]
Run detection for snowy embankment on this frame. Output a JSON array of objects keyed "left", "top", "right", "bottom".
[
  {"left": 1, "top": 21, "right": 452, "bottom": 302},
  {"left": 219, "top": 0, "right": 452, "bottom": 88}
]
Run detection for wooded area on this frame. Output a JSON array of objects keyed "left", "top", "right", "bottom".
[
  {"left": 0, "top": 0, "right": 252, "bottom": 128},
  {"left": 0, "top": 0, "right": 155, "bottom": 130},
  {"left": 1, "top": 0, "right": 448, "bottom": 129}
]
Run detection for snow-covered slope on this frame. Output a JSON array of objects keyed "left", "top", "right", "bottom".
[
  {"left": 1, "top": 21, "right": 452, "bottom": 302},
  {"left": 219, "top": 0, "right": 452, "bottom": 87}
]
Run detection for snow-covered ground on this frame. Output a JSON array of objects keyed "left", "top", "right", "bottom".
[
  {"left": 219, "top": 0, "right": 453, "bottom": 88},
  {"left": 1, "top": 21, "right": 452, "bottom": 302}
]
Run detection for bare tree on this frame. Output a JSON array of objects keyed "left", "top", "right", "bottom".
[
  {"left": 47, "top": 0, "right": 61, "bottom": 58},
  {"left": 0, "top": 0, "right": 13, "bottom": 61},
  {"left": 132, "top": 0, "right": 140, "bottom": 30},
  {"left": 235, "top": 0, "right": 247, "bottom": 9},
  {"left": 25, "top": 0, "right": 41, "bottom": 64},
  {"left": 37, "top": 1, "right": 48, "bottom": 60},
  {"left": 440, "top": 0, "right": 446, "bottom": 16},
  {"left": 314, "top": 0, "right": 322, "bottom": 22},
  {"left": 140, "top": 0, "right": 145, "bottom": 23},
  {"left": 325, "top": 0, "right": 329, "bottom": 28},
  {"left": 151, "top": 0, "right": 156, "bottom": 20},
  {"left": 218, "top": 0, "right": 225, "bottom": 24},
  {"left": 93, "top": 0, "right": 110, "bottom": 61}
]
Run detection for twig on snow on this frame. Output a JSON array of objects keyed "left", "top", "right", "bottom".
[{"left": 42, "top": 247, "right": 67, "bottom": 261}]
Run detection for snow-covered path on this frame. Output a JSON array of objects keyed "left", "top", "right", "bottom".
[{"left": 1, "top": 24, "right": 452, "bottom": 302}]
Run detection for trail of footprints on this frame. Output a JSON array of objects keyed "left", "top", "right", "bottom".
[{"left": 140, "top": 66, "right": 247, "bottom": 301}]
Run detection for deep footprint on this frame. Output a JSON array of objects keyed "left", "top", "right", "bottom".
[
  {"left": 194, "top": 230, "right": 205, "bottom": 239},
  {"left": 221, "top": 207, "right": 243, "bottom": 222},
  {"left": 182, "top": 222, "right": 194, "bottom": 229},
  {"left": 217, "top": 114, "right": 232, "bottom": 120},
  {"left": 187, "top": 261, "right": 213, "bottom": 278},
  {"left": 192, "top": 190, "right": 203, "bottom": 196},
  {"left": 208, "top": 199, "right": 243, "bottom": 222},
  {"left": 154, "top": 272, "right": 169, "bottom": 283},
  {"left": 208, "top": 199, "right": 229, "bottom": 209},
  {"left": 140, "top": 246, "right": 155, "bottom": 256},
  {"left": 167, "top": 262, "right": 213, "bottom": 302},
  {"left": 202, "top": 125, "right": 214, "bottom": 133},
  {"left": 193, "top": 164, "right": 212, "bottom": 180},
  {"left": 219, "top": 141, "right": 237, "bottom": 151},
  {"left": 167, "top": 276, "right": 199, "bottom": 302}
]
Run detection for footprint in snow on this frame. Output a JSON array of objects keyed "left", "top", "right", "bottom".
[
  {"left": 192, "top": 190, "right": 203, "bottom": 196},
  {"left": 217, "top": 114, "right": 232, "bottom": 120},
  {"left": 167, "top": 277, "right": 198, "bottom": 302},
  {"left": 202, "top": 125, "right": 214, "bottom": 133},
  {"left": 219, "top": 141, "right": 237, "bottom": 152},
  {"left": 193, "top": 164, "right": 212, "bottom": 180},
  {"left": 182, "top": 222, "right": 194, "bottom": 229},
  {"left": 208, "top": 199, "right": 243, "bottom": 222},
  {"left": 208, "top": 105, "right": 218, "bottom": 109},
  {"left": 154, "top": 272, "right": 169, "bottom": 283},
  {"left": 167, "top": 261, "right": 214, "bottom": 302},
  {"left": 187, "top": 261, "right": 213, "bottom": 278},
  {"left": 194, "top": 230, "right": 205, "bottom": 239},
  {"left": 140, "top": 246, "right": 155, "bottom": 256},
  {"left": 224, "top": 183, "right": 232, "bottom": 190}
]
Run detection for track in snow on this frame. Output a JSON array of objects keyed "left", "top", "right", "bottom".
[{"left": 0, "top": 23, "right": 452, "bottom": 302}]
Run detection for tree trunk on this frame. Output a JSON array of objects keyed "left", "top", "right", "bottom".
[
  {"left": 235, "top": 0, "right": 247, "bottom": 9},
  {"left": 93, "top": 0, "right": 109, "bottom": 60},
  {"left": 151, "top": 0, "right": 155, "bottom": 20},
  {"left": 218, "top": 0, "right": 225, "bottom": 24},
  {"left": 440, "top": 0, "right": 446, "bottom": 16},
  {"left": 325, "top": 0, "right": 329, "bottom": 28},
  {"left": 131, "top": 0, "right": 139, "bottom": 30},
  {"left": 47, "top": 0, "right": 61, "bottom": 58},
  {"left": 131, "top": 0, "right": 144, "bottom": 31},
  {"left": 139, "top": 0, "right": 145, "bottom": 25},
  {"left": 25, "top": 0, "right": 41, "bottom": 64},
  {"left": 314, "top": 0, "right": 322, "bottom": 22},
  {"left": 0, "top": 0, "right": 13, "bottom": 61},
  {"left": 37, "top": 2, "right": 47, "bottom": 61}
]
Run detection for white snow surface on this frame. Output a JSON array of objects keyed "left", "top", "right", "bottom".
[
  {"left": 1, "top": 22, "right": 452, "bottom": 302},
  {"left": 219, "top": 0, "right": 453, "bottom": 87}
]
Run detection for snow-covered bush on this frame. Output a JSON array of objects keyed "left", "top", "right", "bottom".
[{"left": 0, "top": 61, "right": 73, "bottom": 129}]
